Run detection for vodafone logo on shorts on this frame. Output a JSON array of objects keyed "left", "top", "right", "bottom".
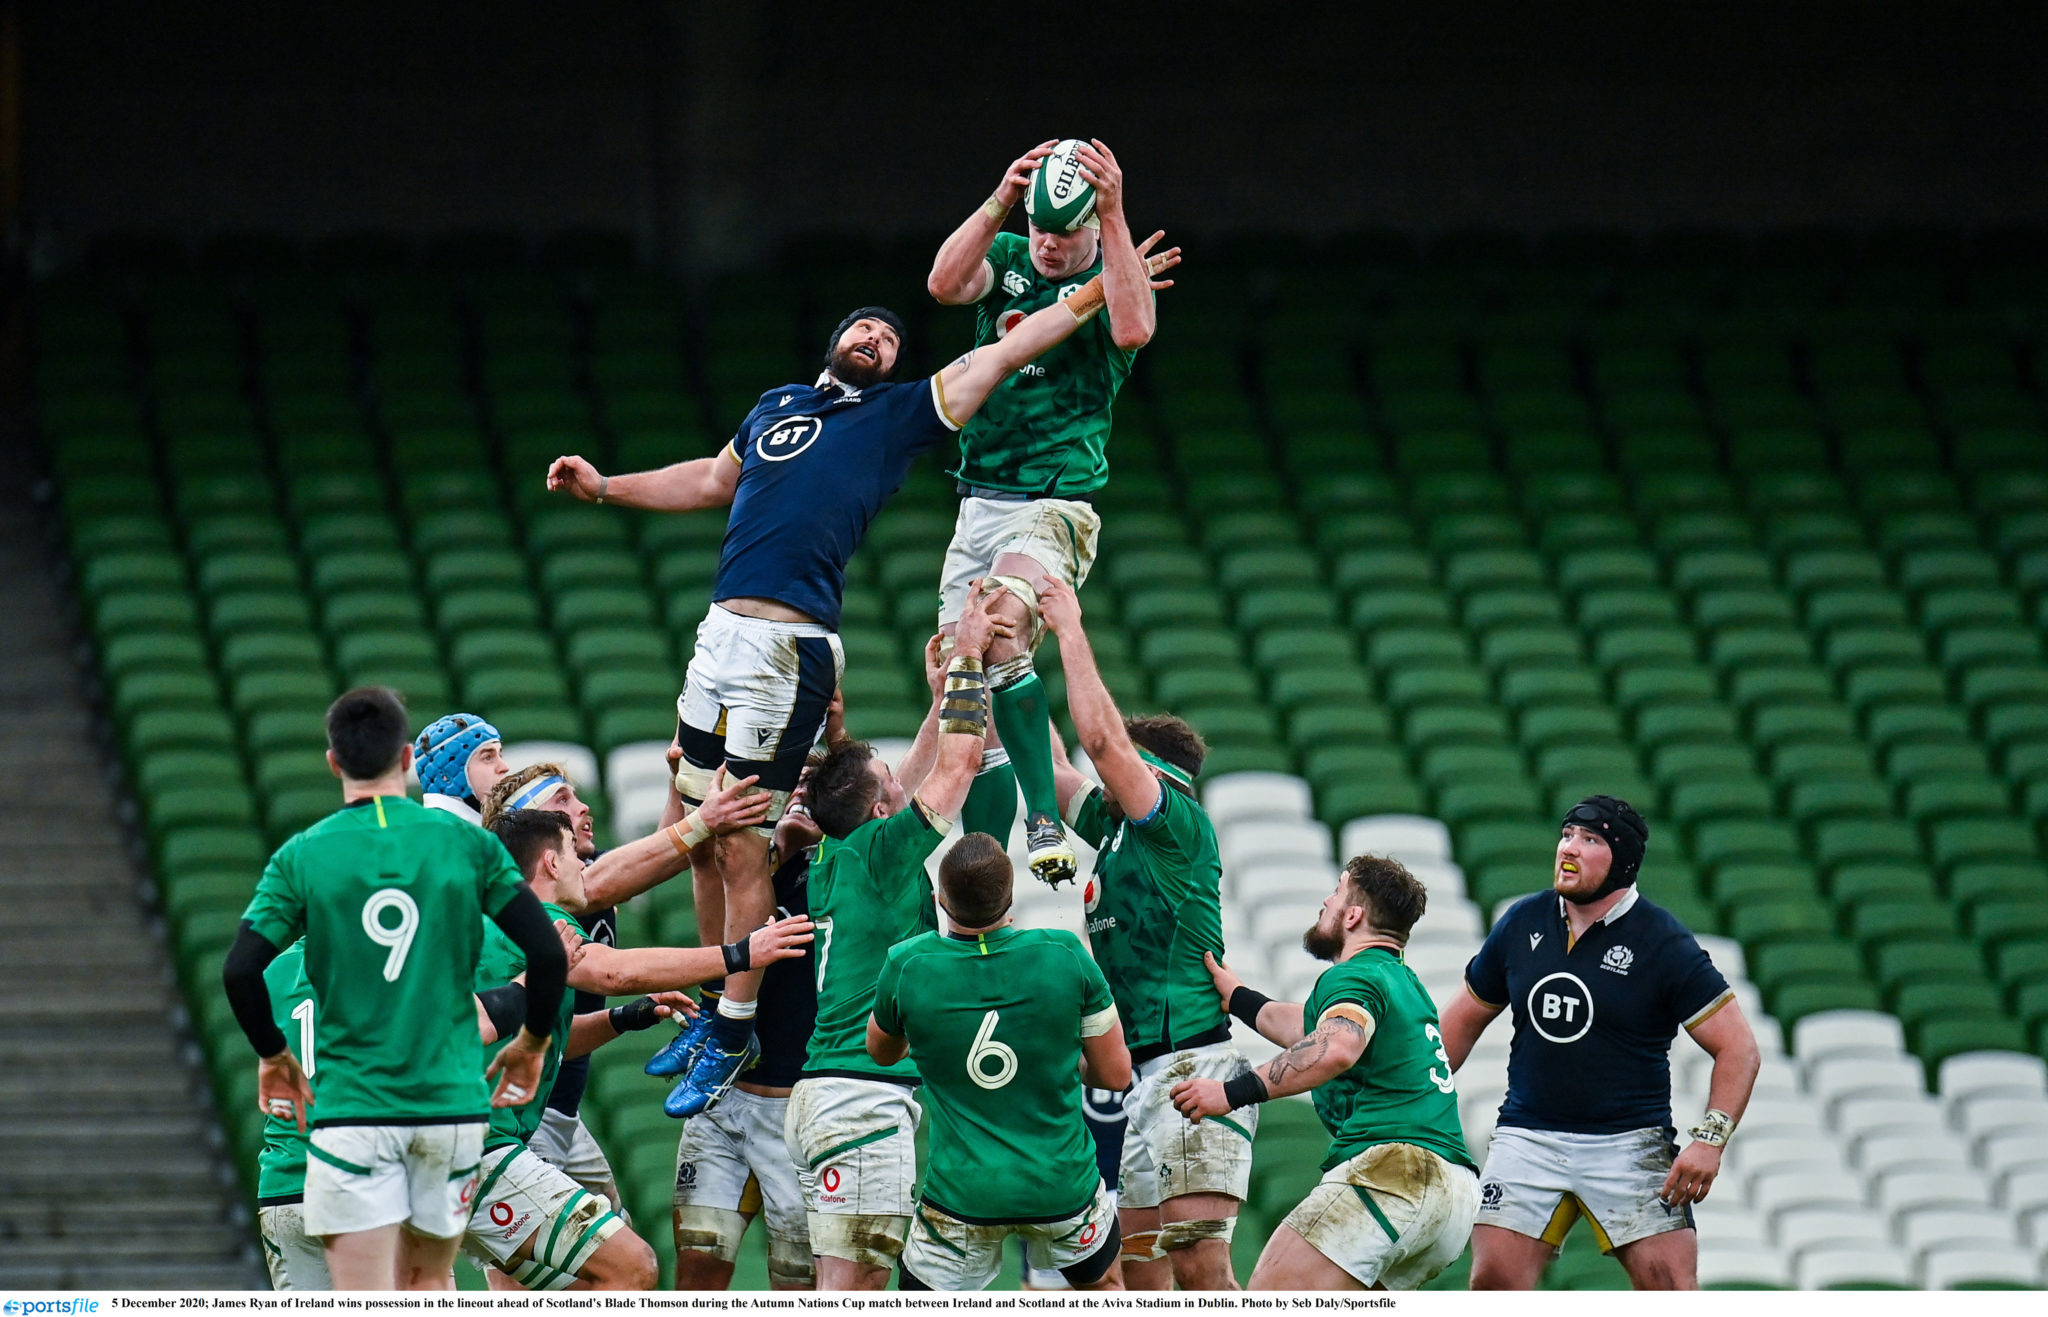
[
  {"left": 489, "top": 1201, "right": 514, "bottom": 1226},
  {"left": 819, "top": 1165, "right": 845, "bottom": 1205},
  {"left": 1078, "top": 1222, "right": 1098, "bottom": 1246},
  {"left": 1527, "top": 972, "right": 1594, "bottom": 1044}
]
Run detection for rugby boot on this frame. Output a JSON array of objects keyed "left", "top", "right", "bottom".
[
  {"left": 644, "top": 1002, "right": 716, "bottom": 1078},
  {"left": 1026, "top": 811, "right": 1078, "bottom": 886},
  {"left": 665, "top": 1032, "right": 760, "bottom": 1118}
]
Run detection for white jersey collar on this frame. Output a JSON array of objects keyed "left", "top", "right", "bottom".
[
  {"left": 813, "top": 370, "right": 864, "bottom": 400},
  {"left": 1558, "top": 885, "right": 1639, "bottom": 926},
  {"left": 422, "top": 793, "right": 483, "bottom": 825}
]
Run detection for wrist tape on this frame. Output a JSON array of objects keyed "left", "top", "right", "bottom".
[
  {"left": 1222, "top": 1069, "right": 1270, "bottom": 1109},
  {"left": 940, "top": 655, "right": 988, "bottom": 736},
  {"left": 609, "top": 996, "right": 661, "bottom": 1033},
  {"left": 1228, "top": 985, "right": 1273, "bottom": 1031},
  {"left": 666, "top": 810, "right": 710, "bottom": 856},
  {"left": 982, "top": 195, "right": 1010, "bottom": 220},
  {"left": 722, "top": 937, "right": 751, "bottom": 975}
]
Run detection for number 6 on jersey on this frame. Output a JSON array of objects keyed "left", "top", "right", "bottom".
[{"left": 967, "top": 1010, "right": 1018, "bottom": 1090}]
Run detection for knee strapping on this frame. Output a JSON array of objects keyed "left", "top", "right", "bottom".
[
  {"left": 987, "top": 651, "right": 1035, "bottom": 692},
  {"left": 672, "top": 1207, "right": 747, "bottom": 1265},
  {"left": 766, "top": 1233, "right": 815, "bottom": 1288},
  {"left": 1120, "top": 1228, "right": 1165, "bottom": 1263},
  {"left": 1158, "top": 1218, "right": 1235, "bottom": 1251},
  {"left": 808, "top": 1212, "right": 908, "bottom": 1271},
  {"left": 984, "top": 575, "right": 1048, "bottom": 651}
]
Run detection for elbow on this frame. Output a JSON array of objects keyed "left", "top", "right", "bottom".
[
  {"left": 1111, "top": 324, "right": 1153, "bottom": 352},
  {"left": 926, "top": 272, "right": 954, "bottom": 304}
]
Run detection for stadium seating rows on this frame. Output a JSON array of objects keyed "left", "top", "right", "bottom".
[{"left": 36, "top": 225, "right": 2048, "bottom": 1286}]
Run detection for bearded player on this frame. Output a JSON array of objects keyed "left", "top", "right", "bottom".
[
  {"left": 1174, "top": 857, "right": 1480, "bottom": 1290},
  {"left": 545, "top": 253, "right": 1175, "bottom": 1118},
  {"left": 926, "top": 138, "right": 1173, "bottom": 886}
]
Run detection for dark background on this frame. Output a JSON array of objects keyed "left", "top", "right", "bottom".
[{"left": 17, "top": 1, "right": 2048, "bottom": 269}]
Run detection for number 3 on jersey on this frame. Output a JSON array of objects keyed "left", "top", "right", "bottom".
[
  {"left": 362, "top": 888, "right": 420, "bottom": 982},
  {"left": 968, "top": 1010, "right": 1018, "bottom": 1090}
]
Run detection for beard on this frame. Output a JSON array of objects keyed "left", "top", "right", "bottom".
[
  {"left": 1301, "top": 918, "right": 1345, "bottom": 963},
  {"left": 826, "top": 345, "right": 888, "bottom": 388}
]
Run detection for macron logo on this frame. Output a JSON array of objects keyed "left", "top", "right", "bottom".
[
  {"left": 1529, "top": 933, "right": 1543, "bottom": 950},
  {"left": 780, "top": 394, "right": 793, "bottom": 406}
]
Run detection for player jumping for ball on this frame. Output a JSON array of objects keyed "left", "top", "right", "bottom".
[
  {"left": 925, "top": 138, "right": 1176, "bottom": 887},
  {"left": 545, "top": 250, "right": 1175, "bottom": 1119}
]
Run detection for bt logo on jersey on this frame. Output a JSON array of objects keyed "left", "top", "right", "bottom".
[
  {"left": 1527, "top": 971, "right": 1594, "bottom": 1044},
  {"left": 758, "top": 416, "right": 823, "bottom": 462}
]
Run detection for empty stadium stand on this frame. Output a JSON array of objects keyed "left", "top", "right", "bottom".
[{"left": 31, "top": 225, "right": 2048, "bottom": 1287}]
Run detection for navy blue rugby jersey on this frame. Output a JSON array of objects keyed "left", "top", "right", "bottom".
[
  {"left": 712, "top": 374, "right": 959, "bottom": 630},
  {"left": 1465, "top": 888, "right": 1732, "bottom": 1136}
]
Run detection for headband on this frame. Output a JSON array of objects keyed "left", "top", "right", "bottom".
[
  {"left": 1138, "top": 749, "right": 1194, "bottom": 788},
  {"left": 506, "top": 774, "right": 570, "bottom": 813}
]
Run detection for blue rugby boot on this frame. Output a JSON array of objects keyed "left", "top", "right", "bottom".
[{"left": 664, "top": 1033, "right": 759, "bottom": 1118}]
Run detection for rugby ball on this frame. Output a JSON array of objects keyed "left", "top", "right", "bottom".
[{"left": 1026, "top": 139, "right": 1098, "bottom": 233}]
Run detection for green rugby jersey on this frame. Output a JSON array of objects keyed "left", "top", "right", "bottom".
[
  {"left": 474, "top": 899, "right": 578, "bottom": 1152},
  {"left": 953, "top": 231, "right": 1139, "bottom": 497},
  {"left": 873, "top": 926, "right": 1116, "bottom": 1221},
  {"left": 241, "top": 794, "right": 525, "bottom": 1125},
  {"left": 255, "top": 939, "right": 314, "bottom": 1202},
  {"left": 801, "top": 802, "right": 944, "bottom": 1082},
  {"left": 1070, "top": 783, "right": 1228, "bottom": 1051},
  {"left": 1303, "top": 948, "right": 1475, "bottom": 1173}
]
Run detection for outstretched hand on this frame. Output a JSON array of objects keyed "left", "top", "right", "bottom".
[
  {"left": 1204, "top": 951, "right": 1243, "bottom": 1011},
  {"left": 952, "top": 578, "right": 1016, "bottom": 658},
  {"left": 699, "top": 769, "right": 772, "bottom": 835},
  {"left": 1134, "top": 230, "right": 1180, "bottom": 290},
  {"left": 546, "top": 455, "right": 606, "bottom": 502},
  {"left": 1037, "top": 577, "right": 1084, "bottom": 639},
  {"left": 1075, "top": 139, "right": 1125, "bottom": 218},
  {"left": 746, "top": 913, "right": 817, "bottom": 968},
  {"left": 995, "top": 141, "right": 1058, "bottom": 208}
]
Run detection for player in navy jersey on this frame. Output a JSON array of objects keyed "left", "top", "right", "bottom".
[
  {"left": 543, "top": 267, "right": 1174, "bottom": 1119},
  {"left": 1436, "top": 796, "right": 1761, "bottom": 1290}
]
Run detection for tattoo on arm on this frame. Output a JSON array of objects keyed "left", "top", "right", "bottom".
[
  {"left": 950, "top": 349, "right": 976, "bottom": 370},
  {"left": 1261, "top": 1016, "right": 1364, "bottom": 1089}
]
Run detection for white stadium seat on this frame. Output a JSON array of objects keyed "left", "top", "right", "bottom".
[
  {"left": 1834, "top": 1093, "right": 1943, "bottom": 1140},
  {"left": 1979, "top": 1129, "right": 2048, "bottom": 1178},
  {"left": 1727, "top": 1131, "right": 1848, "bottom": 1181},
  {"left": 1693, "top": 934, "right": 1748, "bottom": 982},
  {"left": 1896, "top": 1204, "right": 2018, "bottom": 1253},
  {"left": 605, "top": 740, "right": 671, "bottom": 794},
  {"left": 1852, "top": 1127, "right": 1972, "bottom": 1174},
  {"left": 2001, "top": 1165, "right": 2048, "bottom": 1213},
  {"left": 1202, "top": 772, "right": 1313, "bottom": 827},
  {"left": 1250, "top": 903, "right": 1315, "bottom": 956},
  {"left": 1794, "top": 1243, "right": 1916, "bottom": 1289},
  {"left": 1406, "top": 897, "right": 1485, "bottom": 944},
  {"left": 1750, "top": 1163, "right": 1864, "bottom": 1220},
  {"left": 1776, "top": 1206, "right": 1892, "bottom": 1253},
  {"left": 1403, "top": 858, "right": 1468, "bottom": 899},
  {"left": 1340, "top": 814, "right": 1451, "bottom": 867},
  {"left": 1227, "top": 858, "right": 1338, "bottom": 905},
  {"left": 1793, "top": 1009, "right": 1907, "bottom": 1064},
  {"left": 1738, "top": 1094, "right": 1830, "bottom": 1140},
  {"left": 1218, "top": 819, "right": 1331, "bottom": 871},
  {"left": 504, "top": 739, "right": 600, "bottom": 790},
  {"left": 611, "top": 782, "right": 668, "bottom": 838},
  {"left": 1952, "top": 1094, "right": 2048, "bottom": 1143},
  {"left": 1403, "top": 940, "right": 1477, "bottom": 981},
  {"left": 1938, "top": 1051, "right": 2048, "bottom": 1103},
  {"left": 1696, "top": 1240, "right": 1790, "bottom": 1288},
  {"left": 1872, "top": 1166, "right": 1995, "bottom": 1213},
  {"left": 2023, "top": 1203, "right": 2048, "bottom": 1249},
  {"left": 1806, "top": 1053, "right": 1927, "bottom": 1106},
  {"left": 1918, "top": 1243, "right": 2043, "bottom": 1289},
  {"left": 1691, "top": 1200, "right": 1770, "bottom": 1248}
]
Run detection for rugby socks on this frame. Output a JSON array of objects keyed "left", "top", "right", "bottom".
[
  {"left": 960, "top": 750, "right": 1019, "bottom": 843},
  {"left": 991, "top": 670, "right": 1061, "bottom": 832},
  {"left": 710, "top": 993, "right": 757, "bottom": 1051}
]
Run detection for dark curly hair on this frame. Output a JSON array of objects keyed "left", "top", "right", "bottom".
[{"left": 805, "top": 741, "right": 882, "bottom": 840}]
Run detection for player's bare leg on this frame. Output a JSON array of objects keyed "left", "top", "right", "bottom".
[
  {"left": 1116, "top": 1206, "right": 1172, "bottom": 1290},
  {"left": 396, "top": 1226, "right": 461, "bottom": 1290},
  {"left": 324, "top": 1225, "right": 401, "bottom": 1290},
  {"left": 1157, "top": 1192, "right": 1241, "bottom": 1290},
  {"left": 674, "top": 1245, "right": 737, "bottom": 1289},
  {"left": 1612, "top": 1227, "right": 1697, "bottom": 1290},
  {"left": 1468, "top": 1224, "right": 1551, "bottom": 1290},
  {"left": 817, "top": 1255, "right": 891, "bottom": 1291},
  {"left": 1247, "top": 1224, "right": 1367, "bottom": 1291},
  {"left": 982, "top": 552, "right": 1074, "bottom": 886}
]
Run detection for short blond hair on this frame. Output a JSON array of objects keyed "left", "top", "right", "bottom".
[{"left": 480, "top": 761, "right": 571, "bottom": 830}]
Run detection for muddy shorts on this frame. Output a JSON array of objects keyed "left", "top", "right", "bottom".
[
  {"left": 1283, "top": 1142, "right": 1480, "bottom": 1288},
  {"left": 257, "top": 1203, "right": 330, "bottom": 1290},
  {"left": 1476, "top": 1125, "right": 1693, "bottom": 1252},
  {"left": 1120, "top": 1043, "right": 1258, "bottom": 1210},
  {"left": 784, "top": 1075, "right": 921, "bottom": 1268}
]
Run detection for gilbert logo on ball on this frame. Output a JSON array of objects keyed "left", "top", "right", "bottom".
[{"left": 1026, "top": 139, "right": 1097, "bottom": 232}]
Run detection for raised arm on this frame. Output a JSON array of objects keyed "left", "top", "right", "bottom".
[
  {"left": 546, "top": 448, "right": 741, "bottom": 513},
  {"left": 1170, "top": 1008, "right": 1370, "bottom": 1120},
  {"left": 900, "top": 581, "right": 1013, "bottom": 821},
  {"left": 928, "top": 141, "right": 1054, "bottom": 305},
  {"left": 1076, "top": 140, "right": 1161, "bottom": 351},
  {"left": 560, "top": 913, "right": 812, "bottom": 996},
  {"left": 1201, "top": 952, "right": 1307, "bottom": 1047},
  {"left": 1037, "top": 578, "right": 1160, "bottom": 821},
  {"left": 570, "top": 772, "right": 771, "bottom": 911}
]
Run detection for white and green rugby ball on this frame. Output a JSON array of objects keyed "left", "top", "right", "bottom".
[{"left": 1026, "top": 139, "right": 1098, "bottom": 232}]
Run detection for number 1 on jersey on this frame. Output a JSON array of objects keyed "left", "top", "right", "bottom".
[
  {"left": 362, "top": 888, "right": 420, "bottom": 982},
  {"left": 290, "top": 997, "right": 317, "bottom": 1075}
]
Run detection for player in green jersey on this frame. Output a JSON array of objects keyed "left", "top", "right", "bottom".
[
  {"left": 224, "top": 687, "right": 569, "bottom": 1290},
  {"left": 1174, "top": 856, "right": 1481, "bottom": 1291},
  {"left": 866, "top": 832, "right": 1133, "bottom": 1290},
  {"left": 781, "top": 583, "right": 1009, "bottom": 1290},
  {"left": 927, "top": 140, "right": 1177, "bottom": 888},
  {"left": 255, "top": 939, "right": 329, "bottom": 1290},
  {"left": 1034, "top": 578, "right": 1252, "bottom": 1291}
]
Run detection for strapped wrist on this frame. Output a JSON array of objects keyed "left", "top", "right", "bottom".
[
  {"left": 1227, "top": 985, "right": 1273, "bottom": 1031},
  {"left": 1221, "top": 1069, "right": 1270, "bottom": 1109},
  {"left": 1688, "top": 1108, "right": 1735, "bottom": 1147},
  {"left": 667, "top": 810, "right": 710, "bottom": 856},
  {"left": 722, "top": 937, "right": 751, "bottom": 975},
  {"left": 594, "top": 474, "right": 609, "bottom": 504},
  {"left": 940, "top": 655, "right": 989, "bottom": 736},
  {"left": 982, "top": 195, "right": 1010, "bottom": 220}
]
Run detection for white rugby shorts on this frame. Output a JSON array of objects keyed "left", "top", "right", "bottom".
[
  {"left": 783, "top": 1075, "right": 922, "bottom": 1268},
  {"left": 527, "top": 1108, "right": 621, "bottom": 1209},
  {"left": 1476, "top": 1125, "right": 1694, "bottom": 1251},
  {"left": 1282, "top": 1142, "right": 1480, "bottom": 1289},
  {"left": 303, "top": 1122, "right": 484, "bottom": 1240},
  {"left": 462, "top": 1144, "right": 624, "bottom": 1289},
  {"left": 257, "top": 1203, "right": 331, "bottom": 1290},
  {"left": 676, "top": 605, "right": 844, "bottom": 802},
  {"left": 937, "top": 496, "right": 1101, "bottom": 629},
  {"left": 673, "top": 1088, "right": 814, "bottom": 1285},
  {"left": 901, "top": 1179, "right": 1119, "bottom": 1291},
  {"left": 1120, "top": 1043, "right": 1258, "bottom": 1210}
]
